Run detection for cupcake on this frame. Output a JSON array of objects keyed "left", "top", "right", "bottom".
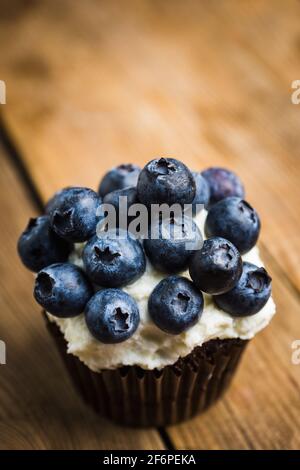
[{"left": 17, "top": 158, "right": 275, "bottom": 427}]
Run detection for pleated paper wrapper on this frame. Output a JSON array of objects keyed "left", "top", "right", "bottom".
[{"left": 45, "top": 313, "right": 247, "bottom": 427}]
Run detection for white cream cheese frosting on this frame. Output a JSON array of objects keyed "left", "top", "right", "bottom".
[{"left": 47, "top": 210, "right": 276, "bottom": 371}]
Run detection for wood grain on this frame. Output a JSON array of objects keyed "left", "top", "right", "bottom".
[
  {"left": 0, "top": 146, "right": 164, "bottom": 450},
  {"left": 0, "top": 0, "right": 300, "bottom": 450}
]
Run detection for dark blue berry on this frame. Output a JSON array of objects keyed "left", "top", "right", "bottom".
[
  {"left": 214, "top": 262, "right": 272, "bottom": 316},
  {"left": 144, "top": 216, "right": 202, "bottom": 274},
  {"left": 137, "top": 157, "right": 195, "bottom": 206},
  {"left": 17, "top": 216, "right": 72, "bottom": 272},
  {"left": 189, "top": 237, "right": 242, "bottom": 294},
  {"left": 34, "top": 263, "right": 93, "bottom": 317},
  {"left": 83, "top": 229, "right": 146, "bottom": 287},
  {"left": 202, "top": 167, "right": 245, "bottom": 208},
  {"left": 49, "top": 187, "right": 102, "bottom": 243},
  {"left": 98, "top": 164, "right": 141, "bottom": 197},
  {"left": 148, "top": 276, "right": 203, "bottom": 335},
  {"left": 103, "top": 186, "right": 138, "bottom": 229},
  {"left": 85, "top": 289, "right": 140, "bottom": 343},
  {"left": 192, "top": 172, "right": 210, "bottom": 213},
  {"left": 45, "top": 187, "right": 72, "bottom": 214},
  {"left": 205, "top": 197, "right": 260, "bottom": 254}
]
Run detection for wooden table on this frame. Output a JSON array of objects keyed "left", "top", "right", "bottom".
[{"left": 0, "top": 0, "right": 300, "bottom": 450}]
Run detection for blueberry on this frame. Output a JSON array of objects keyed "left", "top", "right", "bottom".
[
  {"left": 34, "top": 263, "right": 93, "bottom": 317},
  {"left": 137, "top": 157, "right": 195, "bottom": 206},
  {"left": 98, "top": 164, "right": 141, "bottom": 197},
  {"left": 202, "top": 167, "right": 245, "bottom": 208},
  {"left": 192, "top": 172, "right": 210, "bottom": 213},
  {"left": 85, "top": 289, "right": 140, "bottom": 343},
  {"left": 144, "top": 216, "right": 202, "bottom": 274},
  {"left": 103, "top": 186, "right": 138, "bottom": 229},
  {"left": 83, "top": 229, "right": 146, "bottom": 287},
  {"left": 205, "top": 197, "right": 260, "bottom": 254},
  {"left": 17, "top": 216, "right": 72, "bottom": 272},
  {"left": 214, "top": 262, "right": 272, "bottom": 316},
  {"left": 45, "top": 187, "right": 72, "bottom": 214},
  {"left": 189, "top": 237, "right": 242, "bottom": 295},
  {"left": 49, "top": 187, "right": 102, "bottom": 242},
  {"left": 148, "top": 276, "right": 204, "bottom": 335}
]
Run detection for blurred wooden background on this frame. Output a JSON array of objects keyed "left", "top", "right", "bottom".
[{"left": 0, "top": 0, "right": 300, "bottom": 449}]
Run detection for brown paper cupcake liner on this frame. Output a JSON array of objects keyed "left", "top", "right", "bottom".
[{"left": 44, "top": 313, "right": 248, "bottom": 427}]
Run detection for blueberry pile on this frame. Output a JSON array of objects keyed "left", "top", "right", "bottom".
[{"left": 18, "top": 158, "right": 272, "bottom": 344}]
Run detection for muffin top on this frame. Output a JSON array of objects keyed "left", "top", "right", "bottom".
[{"left": 18, "top": 158, "right": 275, "bottom": 370}]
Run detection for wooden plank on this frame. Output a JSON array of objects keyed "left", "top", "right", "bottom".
[
  {"left": 0, "top": 0, "right": 300, "bottom": 290},
  {"left": 168, "top": 249, "right": 300, "bottom": 449},
  {"left": 0, "top": 146, "right": 164, "bottom": 450}
]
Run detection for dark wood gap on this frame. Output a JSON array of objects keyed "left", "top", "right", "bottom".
[
  {"left": 157, "top": 427, "right": 175, "bottom": 450},
  {"left": 0, "top": 117, "right": 44, "bottom": 213}
]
